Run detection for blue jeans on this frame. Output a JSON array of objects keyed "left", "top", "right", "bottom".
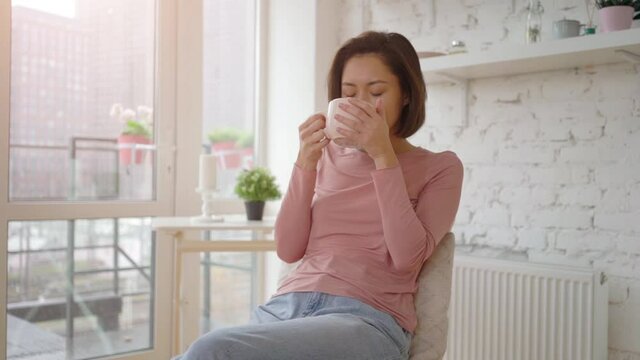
[{"left": 174, "top": 291, "right": 412, "bottom": 360}]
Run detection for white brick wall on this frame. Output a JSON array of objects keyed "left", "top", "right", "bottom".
[{"left": 338, "top": 0, "right": 640, "bottom": 357}]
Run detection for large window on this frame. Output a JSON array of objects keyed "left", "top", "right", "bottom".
[
  {"left": 202, "top": 0, "right": 256, "bottom": 197},
  {"left": 3, "top": 0, "right": 171, "bottom": 359},
  {"left": 3, "top": 0, "right": 265, "bottom": 357},
  {"left": 197, "top": 0, "right": 263, "bottom": 334},
  {"left": 9, "top": 0, "right": 156, "bottom": 202}
]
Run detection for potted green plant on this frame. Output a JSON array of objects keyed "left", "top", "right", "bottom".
[
  {"left": 596, "top": 0, "right": 637, "bottom": 32},
  {"left": 208, "top": 128, "right": 241, "bottom": 147},
  {"left": 208, "top": 128, "right": 242, "bottom": 168},
  {"left": 111, "top": 104, "right": 153, "bottom": 165},
  {"left": 234, "top": 167, "right": 281, "bottom": 220}
]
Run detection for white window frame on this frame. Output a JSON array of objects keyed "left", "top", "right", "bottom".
[
  {"left": 0, "top": 0, "right": 268, "bottom": 358},
  {"left": 0, "top": 0, "right": 179, "bottom": 358}
]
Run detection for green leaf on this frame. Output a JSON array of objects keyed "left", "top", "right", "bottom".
[
  {"left": 122, "top": 120, "right": 151, "bottom": 138},
  {"left": 595, "top": 0, "right": 636, "bottom": 8},
  {"left": 208, "top": 128, "right": 243, "bottom": 143},
  {"left": 234, "top": 167, "right": 281, "bottom": 201}
]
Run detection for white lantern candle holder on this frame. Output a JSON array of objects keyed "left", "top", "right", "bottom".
[
  {"left": 191, "top": 154, "right": 224, "bottom": 223},
  {"left": 191, "top": 188, "right": 224, "bottom": 223}
]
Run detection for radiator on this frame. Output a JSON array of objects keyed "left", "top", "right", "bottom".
[{"left": 444, "top": 255, "right": 608, "bottom": 360}]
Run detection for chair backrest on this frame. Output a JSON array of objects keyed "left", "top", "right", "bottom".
[
  {"left": 409, "top": 232, "right": 455, "bottom": 360},
  {"left": 276, "top": 233, "right": 456, "bottom": 360}
]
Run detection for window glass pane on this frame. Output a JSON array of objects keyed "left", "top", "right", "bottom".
[
  {"left": 202, "top": 252, "right": 254, "bottom": 330},
  {"left": 119, "top": 218, "right": 153, "bottom": 267},
  {"left": 202, "top": 0, "right": 256, "bottom": 197},
  {"left": 6, "top": 218, "right": 154, "bottom": 360},
  {"left": 9, "top": 0, "right": 156, "bottom": 201},
  {"left": 199, "top": 230, "right": 256, "bottom": 333}
]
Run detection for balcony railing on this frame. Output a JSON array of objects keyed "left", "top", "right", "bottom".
[
  {"left": 9, "top": 137, "right": 156, "bottom": 201},
  {"left": 6, "top": 219, "right": 154, "bottom": 360}
]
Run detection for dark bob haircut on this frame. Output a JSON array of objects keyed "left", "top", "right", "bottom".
[{"left": 327, "top": 31, "right": 426, "bottom": 138}]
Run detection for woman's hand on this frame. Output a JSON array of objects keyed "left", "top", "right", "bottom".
[
  {"left": 295, "top": 114, "right": 330, "bottom": 171},
  {"left": 335, "top": 98, "right": 397, "bottom": 167}
]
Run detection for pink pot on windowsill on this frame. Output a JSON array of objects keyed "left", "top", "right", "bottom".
[
  {"left": 210, "top": 141, "right": 242, "bottom": 169},
  {"left": 598, "top": 6, "right": 634, "bottom": 33},
  {"left": 118, "top": 134, "right": 152, "bottom": 165}
]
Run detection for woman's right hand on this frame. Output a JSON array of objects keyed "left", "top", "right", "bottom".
[{"left": 295, "top": 113, "right": 329, "bottom": 171}]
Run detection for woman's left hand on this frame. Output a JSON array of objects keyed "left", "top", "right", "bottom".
[{"left": 335, "top": 98, "right": 395, "bottom": 160}]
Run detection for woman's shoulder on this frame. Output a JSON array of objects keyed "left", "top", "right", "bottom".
[
  {"left": 400, "top": 147, "right": 462, "bottom": 170},
  {"left": 399, "top": 147, "right": 463, "bottom": 189}
]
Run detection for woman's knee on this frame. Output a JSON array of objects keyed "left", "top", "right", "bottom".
[{"left": 183, "top": 328, "right": 240, "bottom": 360}]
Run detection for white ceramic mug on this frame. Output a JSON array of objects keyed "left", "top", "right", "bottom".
[
  {"left": 552, "top": 19, "right": 583, "bottom": 39},
  {"left": 325, "top": 98, "right": 359, "bottom": 148}
]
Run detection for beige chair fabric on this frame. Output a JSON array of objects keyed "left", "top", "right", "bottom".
[
  {"left": 409, "top": 232, "right": 455, "bottom": 360},
  {"left": 276, "top": 233, "right": 455, "bottom": 360}
]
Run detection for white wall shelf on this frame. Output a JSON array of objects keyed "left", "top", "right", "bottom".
[{"left": 420, "top": 28, "right": 640, "bottom": 84}]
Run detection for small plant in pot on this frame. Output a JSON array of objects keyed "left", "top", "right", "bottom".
[
  {"left": 111, "top": 104, "right": 153, "bottom": 165},
  {"left": 208, "top": 128, "right": 241, "bottom": 148},
  {"left": 234, "top": 167, "right": 281, "bottom": 220},
  {"left": 208, "top": 128, "right": 242, "bottom": 168},
  {"left": 595, "top": 0, "right": 638, "bottom": 32}
]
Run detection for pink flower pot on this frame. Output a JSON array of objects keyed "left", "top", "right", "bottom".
[
  {"left": 598, "top": 6, "right": 634, "bottom": 33},
  {"left": 211, "top": 141, "right": 242, "bottom": 169},
  {"left": 211, "top": 141, "right": 236, "bottom": 152},
  {"left": 118, "top": 135, "right": 152, "bottom": 165}
]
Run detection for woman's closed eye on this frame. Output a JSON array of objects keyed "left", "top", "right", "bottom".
[
  {"left": 340, "top": 92, "right": 384, "bottom": 98},
  {"left": 369, "top": 86, "right": 386, "bottom": 97}
]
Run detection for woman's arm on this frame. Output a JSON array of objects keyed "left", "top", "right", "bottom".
[
  {"left": 275, "top": 113, "right": 328, "bottom": 263},
  {"left": 274, "top": 164, "right": 317, "bottom": 263},
  {"left": 372, "top": 153, "right": 463, "bottom": 271}
]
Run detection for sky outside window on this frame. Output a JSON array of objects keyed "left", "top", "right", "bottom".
[{"left": 13, "top": 0, "right": 76, "bottom": 17}]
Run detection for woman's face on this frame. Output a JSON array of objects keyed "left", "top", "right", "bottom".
[{"left": 340, "top": 54, "right": 406, "bottom": 134}]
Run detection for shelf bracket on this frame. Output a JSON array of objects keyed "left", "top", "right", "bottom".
[
  {"left": 615, "top": 49, "right": 640, "bottom": 64},
  {"left": 434, "top": 72, "right": 469, "bottom": 127}
]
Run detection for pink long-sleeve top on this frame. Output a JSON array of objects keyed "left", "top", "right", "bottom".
[{"left": 274, "top": 141, "right": 463, "bottom": 332}]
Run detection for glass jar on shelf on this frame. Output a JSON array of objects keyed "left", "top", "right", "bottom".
[{"left": 525, "top": 0, "right": 544, "bottom": 44}]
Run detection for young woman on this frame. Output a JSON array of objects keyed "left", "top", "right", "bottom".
[{"left": 178, "top": 31, "right": 463, "bottom": 360}]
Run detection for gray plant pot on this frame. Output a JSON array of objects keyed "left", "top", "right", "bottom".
[{"left": 244, "top": 201, "right": 265, "bottom": 221}]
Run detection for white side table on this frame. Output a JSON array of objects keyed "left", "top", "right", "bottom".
[{"left": 152, "top": 215, "right": 276, "bottom": 355}]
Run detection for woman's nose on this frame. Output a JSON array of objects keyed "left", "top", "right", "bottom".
[{"left": 354, "top": 93, "right": 373, "bottom": 104}]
